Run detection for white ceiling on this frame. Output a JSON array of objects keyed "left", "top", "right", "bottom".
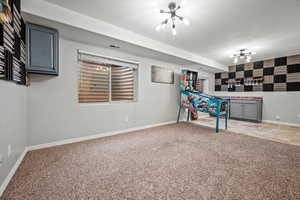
[
  {"left": 24, "top": 13, "right": 217, "bottom": 72},
  {"left": 42, "top": 0, "right": 300, "bottom": 65}
]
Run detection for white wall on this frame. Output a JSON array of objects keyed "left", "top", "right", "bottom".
[
  {"left": 27, "top": 38, "right": 201, "bottom": 146},
  {"left": 0, "top": 82, "right": 27, "bottom": 187}
]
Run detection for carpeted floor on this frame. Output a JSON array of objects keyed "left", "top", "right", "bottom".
[{"left": 1, "top": 123, "right": 300, "bottom": 200}]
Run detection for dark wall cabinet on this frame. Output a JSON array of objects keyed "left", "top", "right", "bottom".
[{"left": 26, "top": 23, "right": 59, "bottom": 75}]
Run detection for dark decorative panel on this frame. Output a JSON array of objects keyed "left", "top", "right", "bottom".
[
  {"left": 215, "top": 85, "right": 221, "bottom": 91},
  {"left": 244, "top": 70, "right": 253, "bottom": 78},
  {"left": 215, "top": 73, "right": 221, "bottom": 79},
  {"left": 263, "top": 84, "right": 274, "bottom": 91},
  {"left": 274, "top": 74, "right": 286, "bottom": 83},
  {"left": 0, "top": 25, "right": 3, "bottom": 46},
  {"left": 0, "top": 0, "right": 26, "bottom": 85},
  {"left": 275, "top": 57, "right": 287, "bottom": 66},
  {"left": 228, "top": 85, "right": 236, "bottom": 92},
  {"left": 14, "top": 0, "right": 21, "bottom": 12},
  {"left": 263, "top": 67, "right": 274, "bottom": 76},
  {"left": 287, "top": 64, "right": 300, "bottom": 73},
  {"left": 253, "top": 61, "right": 264, "bottom": 69},
  {"left": 228, "top": 72, "right": 236, "bottom": 79},
  {"left": 244, "top": 85, "right": 253, "bottom": 91},
  {"left": 236, "top": 64, "right": 244, "bottom": 72},
  {"left": 287, "top": 82, "right": 300, "bottom": 91},
  {"left": 14, "top": 33, "right": 20, "bottom": 59},
  {"left": 221, "top": 79, "right": 228, "bottom": 85}
]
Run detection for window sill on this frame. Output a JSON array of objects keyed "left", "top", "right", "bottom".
[{"left": 79, "top": 100, "right": 138, "bottom": 106}]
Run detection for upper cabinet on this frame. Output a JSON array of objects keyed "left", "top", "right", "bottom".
[{"left": 26, "top": 23, "right": 59, "bottom": 75}]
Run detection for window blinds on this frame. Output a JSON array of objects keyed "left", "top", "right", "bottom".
[
  {"left": 78, "top": 62, "right": 110, "bottom": 103},
  {"left": 111, "top": 66, "right": 135, "bottom": 101},
  {"left": 78, "top": 50, "right": 138, "bottom": 103}
]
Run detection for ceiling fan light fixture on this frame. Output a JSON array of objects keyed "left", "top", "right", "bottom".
[
  {"left": 172, "top": 24, "right": 177, "bottom": 35},
  {"left": 154, "top": 1, "right": 190, "bottom": 35},
  {"left": 155, "top": 24, "right": 162, "bottom": 31},
  {"left": 182, "top": 18, "right": 190, "bottom": 26},
  {"left": 153, "top": 8, "right": 164, "bottom": 13},
  {"left": 246, "top": 55, "right": 252, "bottom": 62},
  {"left": 234, "top": 57, "right": 238, "bottom": 64},
  {"left": 231, "top": 49, "right": 256, "bottom": 64}
]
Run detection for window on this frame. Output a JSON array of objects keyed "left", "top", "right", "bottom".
[{"left": 78, "top": 51, "right": 138, "bottom": 103}]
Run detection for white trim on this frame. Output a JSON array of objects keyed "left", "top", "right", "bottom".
[
  {"left": 27, "top": 121, "right": 177, "bottom": 151},
  {"left": 262, "top": 120, "right": 300, "bottom": 128},
  {"left": 0, "top": 148, "right": 28, "bottom": 197},
  {"left": 78, "top": 49, "right": 140, "bottom": 66}
]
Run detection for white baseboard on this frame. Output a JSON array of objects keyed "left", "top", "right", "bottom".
[
  {"left": 263, "top": 120, "right": 300, "bottom": 127},
  {"left": 27, "top": 121, "right": 177, "bottom": 151},
  {"left": 0, "top": 148, "right": 28, "bottom": 197}
]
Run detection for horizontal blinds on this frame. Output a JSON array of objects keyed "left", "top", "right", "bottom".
[
  {"left": 79, "top": 62, "right": 109, "bottom": 103},
  {"left": 78, "top": 51, "right": 138, "bottom": 103},
  {"left": 111, "top": 66, "right": 135, "bottom": 101}
]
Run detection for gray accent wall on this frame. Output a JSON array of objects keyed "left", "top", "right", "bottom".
[
  {"left": 0, "top": 82, "right": 27, "bottom": 187},
  {"left": 26, "top": 38, "right": 186, "bottom": 146}
]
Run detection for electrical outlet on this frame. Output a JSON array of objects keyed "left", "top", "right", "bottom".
[
  {"left": 8, "top": 144, "right": 12, "bottom": 157},
  {"left": 0, "top": 154, "right": 3, "bottom": 167},
  {"left": 298, "top": 114, "right": 300, "bottom": 119},
  {"left": 275, "top": 116, "right": 280, "bottom": 121}
]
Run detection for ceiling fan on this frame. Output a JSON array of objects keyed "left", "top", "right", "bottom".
[{"left": 154, "top": 0, "right": 190, "bottom": 35}]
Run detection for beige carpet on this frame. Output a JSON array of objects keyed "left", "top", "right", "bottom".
[{"left": 1, "top": 123, "right": 300, "bottom": 200}]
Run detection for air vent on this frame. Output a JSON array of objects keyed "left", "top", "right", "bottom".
[{"left": 109, "top": 45, "right": 120, "bottom": 49}]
